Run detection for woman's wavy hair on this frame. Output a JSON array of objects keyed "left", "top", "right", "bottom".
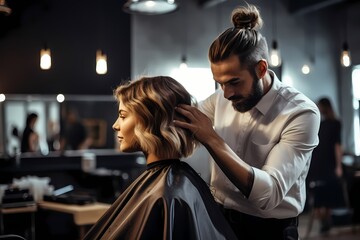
[{"left": 114, "top": 76, "right": 198, "bottom": 159}]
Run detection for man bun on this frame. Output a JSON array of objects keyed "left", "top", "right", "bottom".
[{"left": 231, "top": 4, "right": 263, "bottom": 30}]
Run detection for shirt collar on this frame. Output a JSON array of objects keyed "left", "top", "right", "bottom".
[{"left": 255, "top": 70, "right": 282, "bottom": 116}]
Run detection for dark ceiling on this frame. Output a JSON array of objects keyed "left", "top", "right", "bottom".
[
  {"left": 0, "top": 0, "right": 49, "bottom": 39},
  {"left": 281, "top": 0, "right": 360, "bottom": 15},
  {"left": 0, "top": 0, "right": 359, "bottom": 95},
  {"left": 2, "top": 0, "right": 360, "bottom": 41},
  {"left": 0, "top": 0, "right": 131, "bottom": 95}
]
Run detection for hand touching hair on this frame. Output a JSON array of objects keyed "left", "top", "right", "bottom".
[{"left": 114, "top": 76, "right": 198, "bottom": 159}]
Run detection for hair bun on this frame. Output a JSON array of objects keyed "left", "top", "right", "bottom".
[{"left": 231, "top": 4, "right": 263, "bottom": 30}]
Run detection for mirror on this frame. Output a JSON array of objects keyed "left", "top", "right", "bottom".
[{"left": 0, "top": 94, "right": 118, "bottom": 157}]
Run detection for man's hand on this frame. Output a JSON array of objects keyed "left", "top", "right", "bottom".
[
  {"left": 174, "top": 104, "right": 254, "bottom": 197},
  {"left": 173, "top": 104, "right": 216, "bottom": 144}
]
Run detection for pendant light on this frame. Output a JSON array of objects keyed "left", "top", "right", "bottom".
[
  {"left": 96, "top": 50, "right": 107, "bottom": 75},
  {"left": 95, "top": 1, "right": 107, "bottom": 75},
  {"left": 341, "top": 42, "right": 351, "bottom": 67},
  {"left": 123, "top": 0, "right": 179, "bottom": 15},
  {"left": 40, "top": 45, "right": 51, "bottom": 70},
  {"left": 270, "top": 41, "right": 281, "bottom": 67},
  {"left": 0, "top": 93, "right": 5, "bottom": 102},
  {"left": 179, "top": 0, "right": 188, "bottom": 70},
  {"left": 0, "top": 0, "right": 11, "bottom": 15},
  {"left": 301, "top": 64, "right": 310, "bottom": 75},
  {"left": 179, "top": 55, "right": 187, "bottom": 70},
  {"left": 301, "top": 17, "right": 316, "bottom": 75},
  {"left": 269, "top": 1, "right": 281, "bottom": 67},
  {"left": 341, "top": 6, "right": 351, "bottom": 67}
]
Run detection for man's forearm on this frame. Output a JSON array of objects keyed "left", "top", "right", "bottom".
[{"left": 203, "top": 135, "right": 254, "bottom": 198}]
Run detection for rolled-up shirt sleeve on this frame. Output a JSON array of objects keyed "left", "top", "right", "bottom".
[{"left": 249, "top": 107, "right": 320, "bottom": 211}]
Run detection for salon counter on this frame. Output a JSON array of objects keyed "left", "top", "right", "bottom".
[{"left": 0, "top": 150, "right": 146, "bottom": 202}]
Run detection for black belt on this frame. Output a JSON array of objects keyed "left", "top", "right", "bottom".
[
  {"left": 221, "top": 207, "right": 298, "bottom": 226},
  {"left": 219, "top": 205, "right": 299, "bottom": 240}
]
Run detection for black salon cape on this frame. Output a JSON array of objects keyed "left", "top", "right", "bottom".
[{"left": 83, "top": 159, "right": 237, "bottom": 240}]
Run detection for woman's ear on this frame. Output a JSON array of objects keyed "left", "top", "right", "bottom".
[{"left": 256, "top": 59, "right": 268, "bottom": 79}]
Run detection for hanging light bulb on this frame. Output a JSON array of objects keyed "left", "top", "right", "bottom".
[
  {"left": 179, "top": 55, "right": 188, "bottom": 70},
  {"left": 269, "top": 40, "right": 281, "bottom": 67},
  {"left": 0, "top": 93, "right": 5, "bottom": 102},
  {"left": 40, "top": 46, "right": 51, "bottom": 70},
  {"left": 301, "top": 64, "right": 310, "bottom": 75},
  {"left": 96, "top": 50, "right": 107, "bottom": 75},
  {"left": 0, "top": 0, "right": 11, "bottom": 15},
  {"left": 269, "top": 1, "right": 281, "bottom": 68},
  {"left": 341, "top": 42, "right": 351, "bottom": 67},
  {"left": 56, "top": 94, "right": 65, "bottom": 103}
]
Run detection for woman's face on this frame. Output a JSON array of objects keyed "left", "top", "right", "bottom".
[{"left": 112, "top": 99, "right": 139, "bottom": 152}]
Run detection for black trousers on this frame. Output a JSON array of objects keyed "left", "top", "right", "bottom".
[{"left": 220, "top": 206, "right": 299, "bottom": 240}]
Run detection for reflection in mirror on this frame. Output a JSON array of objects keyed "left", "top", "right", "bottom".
[
  {"left": 59, "top": 95, "right": 117, "bottom": 151},
  {"left": 0, "top": 94, "right": 117, "bottom": 157},
  {"left": 1, "top": 95, "right": 60, "bottom": 156}
]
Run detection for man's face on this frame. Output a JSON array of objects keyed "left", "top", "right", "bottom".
[{"left": 211, "top": 55, "right": 263, "bottom": 112}]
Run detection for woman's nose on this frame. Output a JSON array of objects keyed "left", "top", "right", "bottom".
[{"left": 112, "top": 119, "right": 119, "bottom": 131}]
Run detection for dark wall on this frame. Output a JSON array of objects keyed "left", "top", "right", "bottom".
[{"left": 0, "top": 0, "right": 131, "bottom": 95}]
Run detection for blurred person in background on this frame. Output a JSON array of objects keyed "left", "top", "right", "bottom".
[
  {"left": 307, "top": 97, "right": 344, "bottom": 234},
  {"left": 21, "top": 112, "right": 39, "bottom": 153},
  {"left": 60, "top": 107, "right": 91, "bottom": 150}
]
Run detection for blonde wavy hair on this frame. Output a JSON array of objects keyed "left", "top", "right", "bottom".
[{"left": 114, "top": 76, "right": 198, "bottom": 159}]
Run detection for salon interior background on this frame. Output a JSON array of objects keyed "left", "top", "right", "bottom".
[{"left": 0, "top": 0, "right": 360, "bottom": 156}]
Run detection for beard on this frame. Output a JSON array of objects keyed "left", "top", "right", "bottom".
[{"left": 231, "top": 78, "right": 263, "bottom": 113}]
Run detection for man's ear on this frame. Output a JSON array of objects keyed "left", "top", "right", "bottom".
[{"left": 256, "top": 59, "right": 268, "bottom": 79}]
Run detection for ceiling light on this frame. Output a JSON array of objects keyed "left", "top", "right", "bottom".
[
  {"left": 123, "top": 0, "right": 179, "bottom": 15},
  {"left": 340, "top": 6, "right": 351, "bottom": 67},
  {"left": 269, "top": 1, "right": 281, "bottom": 67},
  {"left": 270, "top": 40, "right": 281, "bottom": 67},
  {"left": 179, "top": 55, "right": 188, "bottom": 70},
  {"left": 301, "top": 64, "right": 310, "bottom": 75},
  {"left": 341, "top": 42, "right": 351, "bottom": 67},
  {"left": 56, "top": 94, "right": 65, "bottom": 103},
  {"left": 40, "top": 46, "right": 51, "bottom": 70},
  {"left": 0, "top": 93, "right": 5, "bottom": 102},
  {"left": 96, "top": 50, "right": 107, "bottom": 75},
  {"left": 0, "top": 0, "right": 11, "bottom": 16}
]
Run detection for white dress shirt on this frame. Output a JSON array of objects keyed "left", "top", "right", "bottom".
[{"left": 199, "top": 72, "right": 320, "bottom": 219}]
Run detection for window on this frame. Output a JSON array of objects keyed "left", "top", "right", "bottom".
[
  {"left": 352, "top": 67, "right": 360, "bottom": 155},
  {"left": 170, "top": 67, "right": 216, "bottom": 102}
]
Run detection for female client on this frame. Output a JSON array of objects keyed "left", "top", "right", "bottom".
[{"left": 83, "top": 76, "right": 237, "bottom": 240}]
